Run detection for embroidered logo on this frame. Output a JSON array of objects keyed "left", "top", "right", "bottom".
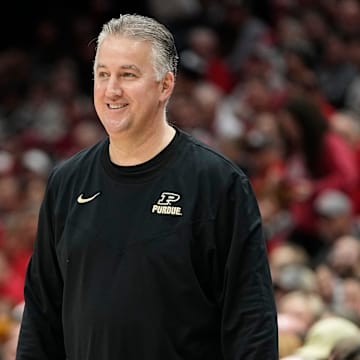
[
  {"left": 77, "top": 192, "right": 101, "bottom": 204},
  {"left": 152, "top": 192, "right": 182, "bottom": 216}
]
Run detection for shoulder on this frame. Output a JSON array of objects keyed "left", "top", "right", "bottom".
[
  {"left": 179, "top": 129, "right": 247, "bottom": 180},
  {"left": 323, "top": 131, "right": 353, "bottom": 153},
  {"left": 48, "top": 138, "right": 107, "bottom": 189}
]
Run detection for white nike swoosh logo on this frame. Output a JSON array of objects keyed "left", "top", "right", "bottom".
[{"left": 77, "top": 192, "right": 101, "bottom": 204}]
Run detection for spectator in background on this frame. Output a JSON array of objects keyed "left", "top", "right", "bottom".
[
  {"left": 216, "top": 0, "right": 271, "bottom": 80},
  {"left": 0, "top": 251, "right": 23, "bottom": 307},
  {"left": 316, "top": 31, "right": 357, "bottom": 109},
  {"left": 315, "top": 262, "right": 344, "bottom": 317},
  {"left": 274, "top": 265, "right": 319, "bottom": 297},
  {"left": 312, "top": 190, "right": 360, "bottom": 262},
  {"left": 283, "top": 316, "right": 360, "bottom": 360},
  {"left": 147, "top": 0, "right": 202, "bottom": 30},
  {"left": 278, "top": 331, "right": 303, "bottom": 360},
  {"left": 1, "top": 211, "right": 36, "bottom": 288},
  {"left": 185, "top": 26, "right": 234, "bottom": 93},
  {"left": 2, "top": 322, "right": 20, "bottom": 360},
  {"left": 344, "top": 35, "right": 360, "bottom": 118},
  {"left": 1, "top": 302, "right": 23, "bottom": 360},
  {"left": 167, "top": 92, "right": 207, "bottom": 139},
  {"left": 282, "top": 41, "right": 316, "bottom": 89},
  {"left": 240, "top": 43, "right": 286, "bottom": 95},
  {"left": 301, "top": 8, "right": 330, "bottom": 63},
  {"left": 327, "top": 235, "right": 360, "bottom": 279},
  {"left": 213, "top": 75, "right": 281, "bottom": 143},
  {"left": 277, "top": 290, "right": 325, "bottom": 337},
  {"left": 328, "top": 335, "right": 360, "bottom": 360},
  {"left": 269, "top": 242, "right": 310, "bottom": 278},
  {"left": 341, "top": 277, "right": 360, "bottom": 324},
  {"left": 274, "top": 14, "right": 308, "bottom": 57},
  {"left": 310, "top": 236, "right": 360, "bottom": 325},
  {"left": 285, "top": 68, "right": 336, "bottom": 120},
  {"left": 334, "top": 0, "right": 360, "bottom": 38},
  {"left": 241, "top": 126, "right": 290, "bottom": 250},
  {"left": 329, "top": 111, "right": 360, "bottom": 214},
  {"left": 277, "top": 96, "right": 358, "bottom": 258},
  {"left": 0, "top": 176, "right": 22, "bottom": 216}
]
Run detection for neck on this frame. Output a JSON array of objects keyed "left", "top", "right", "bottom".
[{"left": 108, "top": 121, "right": 176, "bottom": 166}]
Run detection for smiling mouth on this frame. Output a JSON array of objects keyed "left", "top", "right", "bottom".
[{"left": 107, "top": 103, "right": 128, "bottom": 109}]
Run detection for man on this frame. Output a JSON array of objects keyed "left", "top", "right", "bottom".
[{"left": 16, "top": 14, "right": 278, "bottom": 359}]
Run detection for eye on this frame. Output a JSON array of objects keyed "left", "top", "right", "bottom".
[
  {"left": 97, "top": 71, "right": 109, "bottom": 79},
  {"left": 122, "top": 72, "right": 136, "bottom": 78}
]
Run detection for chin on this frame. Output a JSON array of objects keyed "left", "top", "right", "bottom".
[{"left": 104, "top": 119, "right": 131, "bottom": 135}]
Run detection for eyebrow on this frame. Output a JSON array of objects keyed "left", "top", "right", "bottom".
[
  {"left": 121, "top": 64, "right": 140, "bottom": 72},
  {"left": 95, "top": 64, "right": 141, "bottom": 73}
]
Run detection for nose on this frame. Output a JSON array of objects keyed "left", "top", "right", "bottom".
[{"left": 105, "top": 76, "right": 122, "bottom": 97}]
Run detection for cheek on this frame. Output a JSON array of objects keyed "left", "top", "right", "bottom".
[
  {"left": 93, "top": 94, "right": 104, "bottom": 118},
  {"left": 93, "top": 82, "right": 107, "bottom": 101},
  {"left": 93, "top": 82, "right": 103, "bottom": 96},
  {"left": 93, "top": 94, "right": 100, "bottom": 109}
]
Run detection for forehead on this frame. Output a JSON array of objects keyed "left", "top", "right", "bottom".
[{"left": 95, "top": 35, "right": 153, "bottom": 65}]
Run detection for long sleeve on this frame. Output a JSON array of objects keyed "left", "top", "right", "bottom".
[
  {"left": 16, "top": 131, "right": 279, "bottom": 359},
  {"left": 16, "top": 172, "right": 66, "bottom": 359},
  {"left": 215, "top": 175, "right": 278, "bottom": 359}
]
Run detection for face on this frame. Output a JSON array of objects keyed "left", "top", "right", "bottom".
[{"left": 93, "top": 35, "right": 174, "bottom": 140}]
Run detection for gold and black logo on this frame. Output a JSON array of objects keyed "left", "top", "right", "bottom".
[{"left": 151, "top": 192, "right": 183, "bottom": 216}]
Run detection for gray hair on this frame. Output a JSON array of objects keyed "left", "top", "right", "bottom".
[{"left": 95, "top": 14, "right": 178, "bottom": 80}]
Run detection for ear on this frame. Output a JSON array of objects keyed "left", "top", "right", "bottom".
[{"left": 159, "top": 72, "right": 175, "bottom": 102}]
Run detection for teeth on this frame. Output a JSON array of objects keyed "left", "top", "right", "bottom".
[{"left": 108, "top": 104, "right": 126, "bottom": 109}]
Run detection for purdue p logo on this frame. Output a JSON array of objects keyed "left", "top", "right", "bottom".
[
  {"left": 152, "top": 192, "right": 183, "bottom": 216},
  {"left": 157, "top": 192, "right": 180, "bottom": 205}
]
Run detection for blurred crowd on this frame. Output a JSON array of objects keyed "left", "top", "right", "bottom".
[{"left": 2, "top": 0, "right": 360, "bottom": 358}]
